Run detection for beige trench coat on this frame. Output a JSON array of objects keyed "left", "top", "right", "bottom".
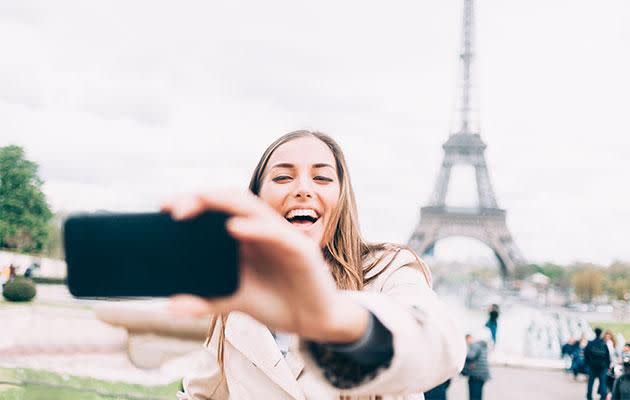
[{"left": 177, "top": 248, "right": 466, "bottom": 400}]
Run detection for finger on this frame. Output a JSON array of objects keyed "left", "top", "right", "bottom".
[
  {"left": 168, "top": 195, "right": 208, "bottom": 220},
  {"left": 226, "top": 216, "right": 295, "bottom": 247},
  {"left": 160, "top": 200, "right": 175, "bottom": 213},
  {"left": 164, "top": 191, "right": 269, "bottom": 221},
  {"left": 198, "top": 190, "right": 270, "bottom": 218}
]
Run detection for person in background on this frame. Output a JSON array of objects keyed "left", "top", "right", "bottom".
[
  {"left": 24, "top": 261, "right": 40, "bottom": 279},
  {"left": 603, "top": 329, "right": 619, "bottom": 393},
  {"left": 0, "top": 265, "right": 9, "bottom": 287},
  {"left": 609, "top": 344, "right": 630, "bottom": 400},
  {"left": 562, "top": 336, "right": 579, "bottom": 358},
  {"left": 562, "top": 336, "right": 580, "bottom": 373},
  {"left": 571, "top": 335, "right": 590, "bottom": 380},
  {"left": 484, "top": 304, "right": 499, "bottom": 345},
  {"left": 585, "top": 327, "right": 611, "bottom": 400},
  {"left": 461, "top": 333, "right": 490, "bottom": 400},
  {"left": 8, "top": 264, "right": 16, "bottom": 281},
  {"left": 423, "top": 379, "right": 451, "bottom": 400}
]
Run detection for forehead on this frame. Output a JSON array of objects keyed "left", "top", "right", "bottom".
[{"left": 267, "top": 136, "right": 336, "bottom": 168}]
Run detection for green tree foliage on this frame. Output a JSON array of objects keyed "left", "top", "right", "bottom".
[
  {"left": 538, "top": 263, "right": 571, "bottom": 290},
  {"left": 513, "top": 262, "right": 571, "bottom": 290},
  {"left": 512, "top": 263, "right": 539, "bottom": 281},
  {"left": 0, "top": 145, "right": 53, "bottom": 253}
]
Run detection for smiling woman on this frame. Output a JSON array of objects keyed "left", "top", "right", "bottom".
[
  {"left": 258, "top": 137, "right": 340, "bottom": 246},
  {"left": 163, "top": 130, "right": 466, "bottom": 400}
]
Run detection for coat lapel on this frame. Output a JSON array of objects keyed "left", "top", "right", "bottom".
[
  {"left": 225, "top": 313, "right": 305, "bottom": 400},
  {"left": 285, "top": 334, "right": 305, "bottom": 379}
]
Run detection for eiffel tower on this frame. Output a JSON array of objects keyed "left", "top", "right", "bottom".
[{"left": 408, "top": 0, "right": 525, "bottom": 277}]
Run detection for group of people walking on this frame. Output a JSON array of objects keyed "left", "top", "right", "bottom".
[{"left": 563, "top": 327, "right": 630, "bottom": 399}]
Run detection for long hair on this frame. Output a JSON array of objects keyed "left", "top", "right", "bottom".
[
  {"left": 206, "top": 130, "right": 405, "bottom": 375},
  {"left": 603, "top": 329, "right": 616, "bottom": 347}
]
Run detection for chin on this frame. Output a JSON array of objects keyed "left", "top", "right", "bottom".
[
  {"left": 307, "top": 232, "right": 323, "bottom": 245},
  {"left": 305, "top": 230, "right": 324, "bottom": 247}
]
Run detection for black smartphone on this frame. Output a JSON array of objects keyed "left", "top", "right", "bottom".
[{"left": 64, "top": 211, "right": 239, "bottom": 298}]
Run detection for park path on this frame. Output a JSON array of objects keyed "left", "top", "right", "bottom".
[{"left": 448, "top": 366, "right": 586, "bottom": 400}]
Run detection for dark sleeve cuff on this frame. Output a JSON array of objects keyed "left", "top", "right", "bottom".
[{"left": 306, "top": 311, "right": 394, "bottom": 389}]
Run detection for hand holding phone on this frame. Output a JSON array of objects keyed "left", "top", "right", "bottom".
[
  {"left": 162, "top": 192, "right": 369, "bottom": 343},
  {"left": 64, "top": 211, "right": 239, "bottom": 298}
]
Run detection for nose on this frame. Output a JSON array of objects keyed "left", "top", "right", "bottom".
[
  {"left": 294, "top": 176, "right": 313, "bottom": 199},
  {"left": 295, "top": 190, "right": 312, "bottom": 199}
]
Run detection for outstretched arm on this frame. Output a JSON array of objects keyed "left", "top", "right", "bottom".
[{"left": 299, "top": 250, "right": 466, "bottom": 395}]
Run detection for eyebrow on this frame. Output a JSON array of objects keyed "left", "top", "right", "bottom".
[{"left": 269, "top": 163, "right": 335, "bottom": 170}]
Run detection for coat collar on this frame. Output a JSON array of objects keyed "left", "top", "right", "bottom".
[{"left": 225, "top": 313, "right": 305, "bottom": 400}]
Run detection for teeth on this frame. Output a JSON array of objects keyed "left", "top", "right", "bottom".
[{"left": 285, "top": 209, "right": 319, "bottom": 219}]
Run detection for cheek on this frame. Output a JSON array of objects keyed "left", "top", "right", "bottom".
[
  {"left": 322, "top": 188, "right": 340, "bottom": 216},
  {"left": 258, "top": 184, "right": 286, "bottom": 211}
]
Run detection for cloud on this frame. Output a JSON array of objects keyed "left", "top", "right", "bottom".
[{"left": 1, "top": 1, "right": 629, "bottom": 265}]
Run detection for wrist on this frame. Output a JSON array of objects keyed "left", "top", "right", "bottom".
[{"left": 317, "top": 295, "right": 370, "bottom": 344}]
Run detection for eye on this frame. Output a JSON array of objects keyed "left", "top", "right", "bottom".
[
  {"left": 314, "top": 176, "right": 334, "bottom": 182},
  {"left": 272, "top": 175, "right": 292, "bottom": 182}
]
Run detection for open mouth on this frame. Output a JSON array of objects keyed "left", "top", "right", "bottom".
[{"left": 284, "top": 208, "right": 320, "bottom": 226}]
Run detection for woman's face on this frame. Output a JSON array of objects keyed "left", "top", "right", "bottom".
[{"left": 259, "top": 136, "right": 341, "bottom": 247}]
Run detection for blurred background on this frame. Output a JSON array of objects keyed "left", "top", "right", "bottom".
[{"left": 1, "top": 1, "right": 629, "bottom": 399}]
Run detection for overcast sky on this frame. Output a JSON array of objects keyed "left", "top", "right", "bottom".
[{"left": 1, "top": 1, "right": 629, "bottom": 266}]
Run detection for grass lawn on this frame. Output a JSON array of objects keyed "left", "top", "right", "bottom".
[
  {"left": 0, "top": 367, "right": 181, "bottom": 400},
  {"left": 589, "top": 321, "right": 630, "bottom": 341}
]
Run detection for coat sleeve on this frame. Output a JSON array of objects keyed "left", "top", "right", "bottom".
[{"left": 299, "top": 249, "right": 467, "bottom": 396}]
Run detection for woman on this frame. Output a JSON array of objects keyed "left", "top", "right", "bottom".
[
  {"left": 603, "top": 329, "right": 619, "bottom": 393},
  {"left": 165, "top": 130, "right": 465, "bottom": 399}
]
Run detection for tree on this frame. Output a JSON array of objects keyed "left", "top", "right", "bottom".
[
  {"left": 571, "top": 266, "right": 604, "bottom": 303},
  {"left": 0, "top": 145, "right": 53, "bottom": 253},
  {"left": 604, "top": 261, "right": 630, "bottom": 300},
  {"left": 539, "top": 262, "right": 571, "bottom": 291},
  {"left": 512, "top": 263, "right": 539, "bottom": 281}
]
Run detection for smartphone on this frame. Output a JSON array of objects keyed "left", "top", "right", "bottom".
[{"left": 64, "top": 211, "right": 239, "bottom": 298}]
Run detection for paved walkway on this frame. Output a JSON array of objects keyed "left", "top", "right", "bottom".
[{"left": 448, "top": 366, "right": 586, "bottom": 400}]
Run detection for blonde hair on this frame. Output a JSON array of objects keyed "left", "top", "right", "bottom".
[
  {"left": 206, "top": 130, "right": 416, "bottom": 375},
  {"left": 603, "top": 329, "right": 616, "bottom": 347}
]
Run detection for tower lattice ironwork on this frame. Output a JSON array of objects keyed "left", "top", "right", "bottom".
[{"left": 408, "top": 0, "right": 525, "bottom": 277}]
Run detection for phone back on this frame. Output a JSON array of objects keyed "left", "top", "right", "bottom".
[{"left": 64, "top": 211, "right": 238, "bottom": 298}]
